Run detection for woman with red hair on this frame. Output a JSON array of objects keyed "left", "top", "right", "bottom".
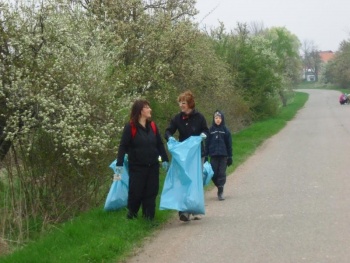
[{"left": 165, "top": 90, "right": 209, "bottom": 222}]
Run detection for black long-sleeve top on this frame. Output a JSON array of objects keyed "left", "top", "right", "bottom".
[
  {"left": 164, "top": 109, "right": 209, "bottom": 157},
  {"left": 116, "top": 121, "right": 169, "bottom": 166},
  {"left": 205, "top": 110, "right": 232, "bottom": 158}
]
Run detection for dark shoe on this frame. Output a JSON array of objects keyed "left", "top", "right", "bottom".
[
  {"left": 217, "top": 186, "right": 224, "bottom": 200},
  {"left": 127, "top": 212, "right": 137, "bottom": 219},
  {"left": 192, "top": 214, "right": 202, "bottom": 220},
  {"left": 218, "top": 193, "right": 225, "bottom": 201},
  {"left": 142, "top": 215, "right": 154, "bottom": 221},
  {"left": 179, "top": 212, "right": 190, "bottom": 222}
]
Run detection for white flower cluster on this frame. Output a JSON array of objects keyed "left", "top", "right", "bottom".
[{"left": 0, "top": 2, "right": 126, "bottom": 166}]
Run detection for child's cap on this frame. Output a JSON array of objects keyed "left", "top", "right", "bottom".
[{"left": 214, "top": 111, "right": 222, "bottom": 118}]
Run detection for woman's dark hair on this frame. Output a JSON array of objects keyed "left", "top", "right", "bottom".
[
  {"left": 178, "top": 90, "right": 195, "bottom": 109},
  {"left": 130, "top": 99, "right": 150, "bottom": 124}
]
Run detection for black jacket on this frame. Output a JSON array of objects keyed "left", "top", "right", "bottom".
[
  {"left": 165, "top": 109, "right": 209, "bottom": 156},
  {"left": 116, "top": 121, "right": 169, "bottom": 166},
  {"left": 205, "top": 110, "right": 232, "bottom": 158}
]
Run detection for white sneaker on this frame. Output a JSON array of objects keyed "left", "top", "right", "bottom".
[{"left": 192, "top": 214, "right": 202, "bottom": 220}]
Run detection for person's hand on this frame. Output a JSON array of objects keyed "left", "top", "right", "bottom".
[
  {"left": 162, "top": 161, "right": 169, "bottom": 171},
  {"left": 204, "top": 156, "right": 208, "bottom": 163},
  {"left": 227, "top": 157, "right": 233, "bottom": 167},
  {"left": 113, "top": 174, "right": 121, "bottom": 181},
  {"left": 115, "top": 166, "right": 123, "bottom": 175},
  {"left": 200, "top": 132, "right": 207, "bottom": 140}
]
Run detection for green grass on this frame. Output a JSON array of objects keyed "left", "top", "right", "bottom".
[
  {"left": 296, "top": 81, "right": 349, "bottom": 94},
  {"left": 296, "top": 81, "right": 336, "bottom": 90},
  {"left": 0, "top": 91, "right": 309, "bottom": 263}
]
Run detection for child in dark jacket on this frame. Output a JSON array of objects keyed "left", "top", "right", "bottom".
[{"left": 205, "top": 110, "right": 232, "bottom": 200}]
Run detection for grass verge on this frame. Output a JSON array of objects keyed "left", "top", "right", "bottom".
[{"left": 0, "top": 91, "right": 309, "bottom": 263}]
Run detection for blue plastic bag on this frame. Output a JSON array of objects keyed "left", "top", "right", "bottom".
[
  {"left": 160, "top": 136, "right": 205, "bottom": 214},
  {"left": 203, "top": 161, "right": 214, "bottom": 186},
  {"left": 104, "top": 156, "right": 129, "bottom": 211}
]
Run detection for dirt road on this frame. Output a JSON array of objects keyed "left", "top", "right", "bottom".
[{"left": 125, "top": 89, "right": 350, "bottom": 263}]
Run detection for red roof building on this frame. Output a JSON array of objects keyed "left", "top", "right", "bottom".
[{"left": 319, "top": 50, "right": 335, "bottom": 63}]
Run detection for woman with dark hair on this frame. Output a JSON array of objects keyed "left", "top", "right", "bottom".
[
  {"left": 116, "top": 99, "right": 169, "bottom": 220},
  {"left": 165, "top": 90, "right": 209, "bottom": 221}
]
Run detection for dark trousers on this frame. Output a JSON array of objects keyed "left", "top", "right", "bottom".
[
  {"left": 128, "top": 163, "right": 159, "bottom": 219},
  {"left": 210, "top": 156, "right": 227, "bottom": 187}
]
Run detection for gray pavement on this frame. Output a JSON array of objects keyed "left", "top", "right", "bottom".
[{"left": 125, "top": 89, "right": 350, "bottom": 263}]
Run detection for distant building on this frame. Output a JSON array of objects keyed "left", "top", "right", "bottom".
[
  {"left": 318, "top": 50, "right": 335, "bottom": 82},
  {"left": 303, "top": 50, "right": 335, "bottom": 82},
  {"left": 305, "top": 70, "right": 316, "bottom": 81},
  {"left": 318, "top": 50, "right": 335, "bottom": 63}
]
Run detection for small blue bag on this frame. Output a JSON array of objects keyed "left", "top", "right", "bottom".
[
  {"left": 160, "top": 136, "right": 205, "bottom": 214},
  {"left": 203, "top": 161, "right": 214, "bottom": 186},
  {"left": 104, "top": 156, "right": 129, "bottom": 211}
]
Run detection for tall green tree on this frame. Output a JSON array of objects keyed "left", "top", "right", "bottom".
[
  {"left": 210, "top": 23, "right": 282, "bottom": 119},
  {"left": 263, "top": 27, "right": 302, "bottom": 105},
  {"left": 324, "top": 40, "right": 350, "bottom": 88}
]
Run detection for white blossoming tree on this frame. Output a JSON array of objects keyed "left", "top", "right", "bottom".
[{"left": 0, "top": 0, "right": 129, "bottom": 229}]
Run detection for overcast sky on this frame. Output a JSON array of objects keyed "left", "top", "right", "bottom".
[{"left": 194, "top": 0, "right": 350, "bottom": 52}]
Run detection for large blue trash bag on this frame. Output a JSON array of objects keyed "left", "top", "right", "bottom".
[
  {"left": 160, "top": 136, "right": 205, "bottom": 214},
  {"left": 104, "top": 156, "right": 129, "bottom": 211},
  {"left": 203, "top": 161, "right": 214, "bottom": 186}
]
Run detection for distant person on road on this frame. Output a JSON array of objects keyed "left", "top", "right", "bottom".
[
  {"left": 116, "top": 99, "right": 169, "bottom": 221},
  {"left": 164, "top": 90, "right": 209, "bottom": 222},
  {"left": 339, "top": 93, "right": 348, "bottom": 105},
  {"left": 205, "top": 110, "right": 233, "bottom": 201}
]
